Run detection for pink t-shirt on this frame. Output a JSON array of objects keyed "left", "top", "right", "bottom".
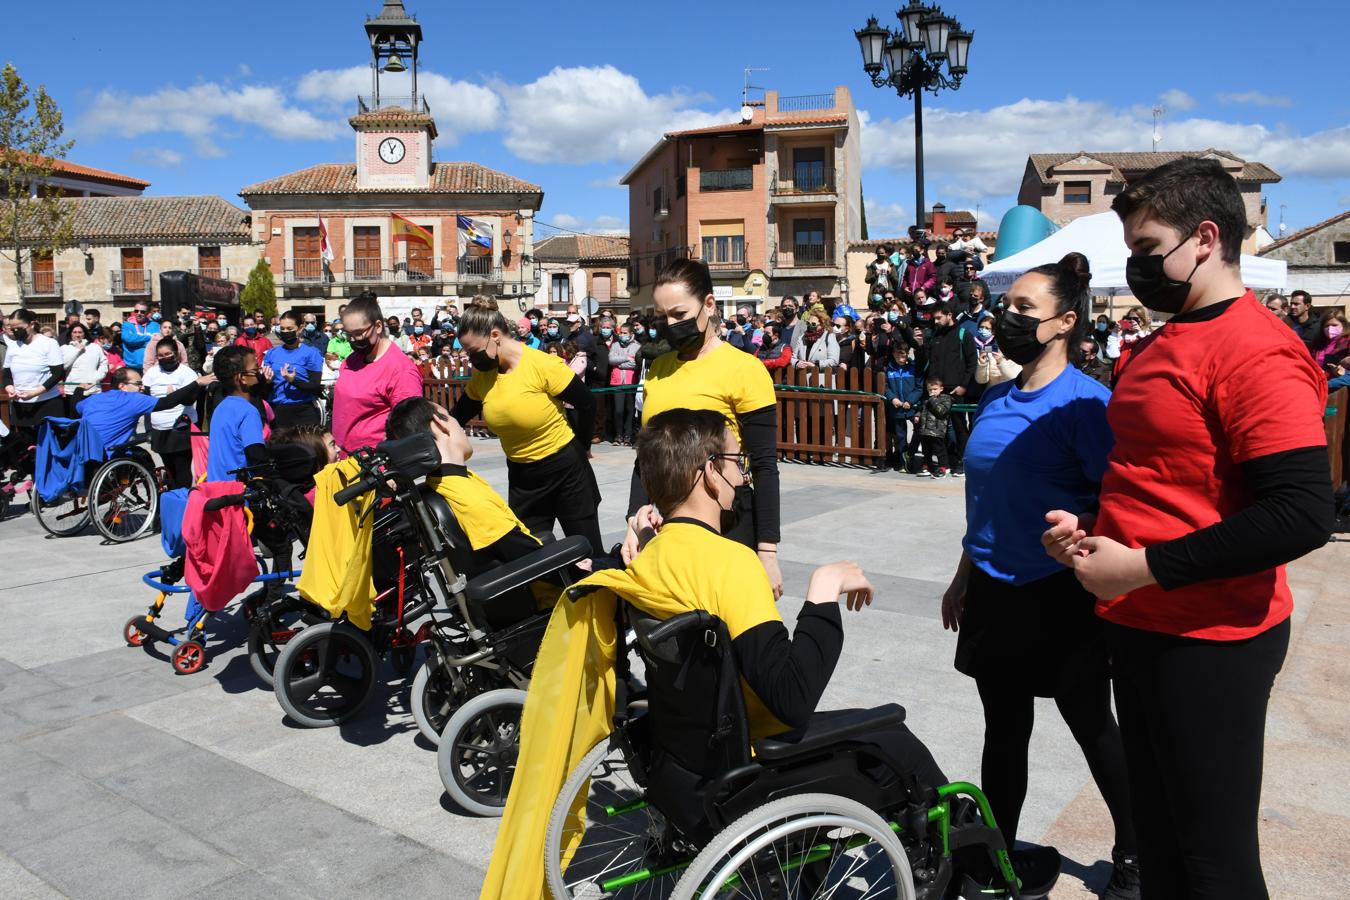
[{"left": 331, "top": 344, "right": 425, "bottom": 453}]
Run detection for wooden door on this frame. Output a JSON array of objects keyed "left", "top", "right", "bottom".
[
  {"left": 31, "top": 252, "right": 54, "bottom": 295},
  {"left": 197, "top": 246, "right": 222, "bottom": 280},
  {"left": 292, "top": 227, "right": 321, "bottom": 280},
  {"left": 121, "top": 247, "right": 145, "bottom": 292},
  {"left": 592, "top": 272, "right": 612, "bottom": 303},
  {"left": 406, "top": 225, "right": 434, "bottom": 279},
  {"left": 353, "top": 226, "right": 381, "bottom": 280}
]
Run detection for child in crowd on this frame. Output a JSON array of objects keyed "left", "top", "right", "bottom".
[
  {"left": 916, "top": 376, "right": 953, "bottom": 478},
  {"left": 205, "top": 345, "right": 266, "bottom": 483},
  {"left": 882, "top": 342, "right": 922, "bottom": 472}
]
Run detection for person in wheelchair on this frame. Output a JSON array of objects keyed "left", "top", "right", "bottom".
[{"left": 77, "top": 366, "right": 214, "bottom": 451}]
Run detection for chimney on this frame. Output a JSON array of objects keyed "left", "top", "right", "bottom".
[{"left": 931, "top": 203, "right": 947, "bottom": 237}]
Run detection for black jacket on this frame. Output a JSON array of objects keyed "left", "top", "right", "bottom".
[{"left": 927, "top": 323, "right": 976, "bottom": 391}]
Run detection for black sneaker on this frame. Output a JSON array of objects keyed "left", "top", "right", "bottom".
[
  {"left": 1011, "top": 845, "right": 1060, "bottom": 898},
  {"left": 1101, "top": 848, "right": 1140, "bottom": 900}
]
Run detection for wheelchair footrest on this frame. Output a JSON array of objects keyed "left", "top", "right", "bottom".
[
  {"left": 133, "top": 617, "right": 177, "bottom": 643},
  {"left": 753, "top": 703, "right": 907, "bottom": 761}
]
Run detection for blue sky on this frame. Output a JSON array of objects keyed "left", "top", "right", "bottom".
[{"left": 6, "top": 0, "right": 1346, "bottom": 239}]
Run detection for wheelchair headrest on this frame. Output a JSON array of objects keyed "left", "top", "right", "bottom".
[
  {"left": 375, "top": 431, "right": 441, "bottom": 481},
  {"left": 264, "top": 443, "right": 319, "bottom": 485},
  {"left": 416, "top": 484, "right": 478, "bottom": 575}
]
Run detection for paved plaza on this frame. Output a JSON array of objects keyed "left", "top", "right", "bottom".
[{"left": 0, "top": 441, "right": 1346, "bottom": 899}]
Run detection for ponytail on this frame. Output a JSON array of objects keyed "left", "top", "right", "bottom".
[{"left": 456, "top": 295, "right": 512, "bottom": 340}]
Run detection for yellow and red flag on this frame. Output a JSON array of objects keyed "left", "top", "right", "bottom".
[{"left": 390, "top": 213, "right": 433, "bottom": 248}]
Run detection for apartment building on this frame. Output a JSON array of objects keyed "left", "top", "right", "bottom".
[{"left": 622, "top": 86, "right": 862, "bottom": 313}]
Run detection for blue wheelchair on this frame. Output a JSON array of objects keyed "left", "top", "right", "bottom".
[{"left": 30, "top": 418, "right": 162, "bottom": 542}]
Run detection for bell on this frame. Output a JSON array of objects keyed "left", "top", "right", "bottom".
[{"left": 383, "top": 53, "right": 407, "bottom": 73}]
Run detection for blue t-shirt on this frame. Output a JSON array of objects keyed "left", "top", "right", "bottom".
[
  {"left": 77, "top": 390, "right": 157, "bottom": 448},
  {"left": 207, "top": 396, "right": 265, "bottom": 482},
  {"left": 120, "top": 320, "right": 156, "bottom": 368},
  {"left": 263, "top": 343, "right": 324, "bottom": 406},
  {"left": 962, "top": 366, "right": 1113, "bottom": 585}
]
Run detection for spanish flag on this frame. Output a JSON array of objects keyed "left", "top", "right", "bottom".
[{"left": 390, "top": 212, "right": 433, "bottom": 248}]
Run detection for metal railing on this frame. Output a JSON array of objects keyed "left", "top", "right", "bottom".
[
  {"left": 347, "top": 258, "right": 385, "bottom": 281},
  {"left": 696, "top": 242, "right": 750, "bottom": 271},
  {"left": 777, "top": 93, "right": 836, "bottom": 112},
  {"left": 772, "top": 169, "right": 836, "bottom": 194},
  {"left": 192, "top": 267, "right": 228, "bottom": 280},
  {"left": 699, "top": 167, "right": 754, "bottom": 192},
  {"left": 110, "top": 268, "right": 152, "bottom": 295},
  {"left": 772, "top": 243, "right": 835, "bottom": 268},
  {"left": 284, "top": 258, "right": 325, "bottom": 283},
  {"left": 21, "top": 271, "right": 62, "bottom": 297},
  {"left": 356, "top": 95, "right": 431, "bottom": 115},
  {"left": 458, "top": 256, "right": 501, "bottom": 281}
]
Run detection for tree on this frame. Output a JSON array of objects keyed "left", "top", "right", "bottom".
[
  {"left": 239, "top": 258, "right": 278, "bottom": 321},
  {"left": 859, "top": 181, "right": 869, "bottom": 241},
  {"left": 0, "top": 63, "right": 75, "bottom": 293}
]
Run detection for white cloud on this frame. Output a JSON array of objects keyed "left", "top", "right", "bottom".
[
  {"left": 78, "top": 83, "right": 340, "bottom": 151},
  {"left": 1218, "top": 90, "right": 1293, "bottom": 108},
  {"left": 131, "top": 147, "right": 184, "bottom": 168},
  {"left": 295, "top": 66, "right": 500, "bottom": 145},
  {"left": 237, "top": 63, "right": 252, "bottom": 78},
  {"left": 538, "top": 213, "right": 628, "bottom": 236},
  {"left": 863, "top": 198, "right": 910, "bottom": 237},
  {"left": 588, "top": 174, "right": 625, "bottom": 189},
  {"left": 1160, "top": 88, "right": 1196, "bottom": 111},
  {"left": 497, "top": 65, "right": 736, "bottom": 165}
]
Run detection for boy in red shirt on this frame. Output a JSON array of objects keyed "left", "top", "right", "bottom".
[{"left": 1043, "top": 158, "right": 1332, "bottom": 898}]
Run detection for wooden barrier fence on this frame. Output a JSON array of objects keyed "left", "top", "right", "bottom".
[{"left": 1327, "top": 388, "right": 1347, "bottom": 489}]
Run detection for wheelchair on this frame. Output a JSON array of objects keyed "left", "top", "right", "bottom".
[
  {"left": 542, "top": 602, "right": 1023, "bottom": 900},
  {"left": 30, "top": 419, "right": 163, "bottom": 542},
  {"left": 269, "top": 432, "right": 589, "bottom": 817},
  {"left": 124, "top": 445, "right": 314, "bottom": 675}
]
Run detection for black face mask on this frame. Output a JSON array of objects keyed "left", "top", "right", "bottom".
[
  {"left": 1124, "top": 235, "right": 1200, "bottom": 315},
  {"left": 157, "top": 358, "right": 179, "bottom": 373},
  {"left": 388, "top": 324, "right": 402, "bottom": 336},
  {"left": 735, "top": 314, "right": 747, "bottom": 326},
  {"left": 782, "top": 309, "right": 797, "bottom": 323},
  {"left": 349, "top": 336, "right": 373, "bottom": 354},
  {"left": 994, "top": 309, "right": 1061, "bottom": 366},
  {"left": 665, "top": 314, "right": 704, "bottom": 354},
  {"left": 11, "top": 327, "right": 29, "bottom": 343},
  {"left": 469, "top": 347, "right": 499, "bottom": 372},
  {"left": 247, "top": 375, "right": 268, "bottom": 398},
  {"left": 279, "top": 330, "right": 299, "bottom": 345}
]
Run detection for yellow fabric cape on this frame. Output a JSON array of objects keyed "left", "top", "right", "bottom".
[
  {"left": 479, "top": 529, "right": 777, "bottom": 899},
  {"left": 296, "top": 457, "right": 378, "bottom": 630}
]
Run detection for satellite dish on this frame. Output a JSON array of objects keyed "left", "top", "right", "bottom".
[{"left": 740, "top": 105, "right": 754, "bottom": 122}]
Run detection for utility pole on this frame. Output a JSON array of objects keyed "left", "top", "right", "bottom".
[{"left": 1152, "top": 105, "right": 1165, "bottom": 152}]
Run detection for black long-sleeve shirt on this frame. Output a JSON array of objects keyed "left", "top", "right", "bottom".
[{"left": 732, "top": 602, "right": 844, "bottom": 730}]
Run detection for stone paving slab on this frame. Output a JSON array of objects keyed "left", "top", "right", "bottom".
[{"left": 1, "top": 439, "right": 1344, "bottom": 898}]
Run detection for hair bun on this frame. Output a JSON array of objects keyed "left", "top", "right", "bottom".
[
  {"left": 466, "top": 296, "right": 497, "bottom": 311},
  {"left": 1057, "top": 251, "right": 1092, "bottom": 292}
]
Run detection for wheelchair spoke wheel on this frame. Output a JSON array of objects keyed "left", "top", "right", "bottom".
[
  {"left": 273, "top": 622, "right": 377, "bottom": 727},
  {"left": 89, "top": 458, "right": 158, "bottom": 543},
  {"left": 437, "top": 688, "right": 525, "bottom": 817},
  {"left": 30, "top": 487, "right": 89, "bottom": 537},
  {"left": 672, "top": 794, "right": 915, "bottom": 900},
  {"left": 546, "top": 734, "right": 682, "bottom": 900},
  {"left": 410, "top": 660, "right": 462, "bottom": 746},
  {"left": 247, "top": 597, "right": 311, "bottom": 687}
]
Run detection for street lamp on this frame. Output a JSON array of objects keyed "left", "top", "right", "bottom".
[{"left": 856, "top": 3, "right": 973, "bottom": 238}]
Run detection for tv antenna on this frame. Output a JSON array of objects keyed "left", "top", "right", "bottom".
[
  {"left": 1151, "top": 104, "right": 1165, "bottom": 151},
  {"left": 1279, "top": 203, "right": 1288, "bottom": 236},
  {"left": 743, "top": 67, "right": 769, "bottom": 105}
]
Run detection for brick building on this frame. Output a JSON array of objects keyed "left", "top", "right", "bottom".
[
  {"left": 238, "top": 1, "right": 542, "bottom": 321},
  {"left": 533, "top": 234, "right": 630, "bottom": 315},
  {"left": 1018, "top": 149, "right": 1280, "bottom": 253},
  {"left": 622, "top": 86, "right": 862, "bottom": 314},
  {"left": 922, "top": 203, "right": 978, "bottom": 239},
  {"left": 1258, "top": 209, "right": 1350, "bottom": 313},
  {"left": 6, "top": 156, "right": 149, "bottom": 199}
]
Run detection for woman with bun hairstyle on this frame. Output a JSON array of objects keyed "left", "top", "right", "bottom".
[
  {"left": 940, "top": 252, "right": 1139, "bottom": 898},
  {"left": 449, "top": 297, "right": 603, "bottom": 555},
  {"left": 621, "top": 258, "right": 784, "bottom": 596}
]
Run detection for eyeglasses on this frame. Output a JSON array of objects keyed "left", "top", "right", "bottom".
[
  {"left": 708, "top": 452, "right": 750, "bottom": 477},
  {"left": 1123, "top": 316, "right": 1141, "bottom": 323}
]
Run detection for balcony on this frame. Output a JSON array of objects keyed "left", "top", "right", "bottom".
[
  {"left": 771, "top": 169, "right": 837, "bottom": 199},
  {"left": 356, "top": 95, "right": 431, "bottom": 115},
  {"left": 696, "top": 241, "right": 750, "bottom": 277},
  {"left": 110, "top": 269, "right": 152, "bottom": 295},
  {"left": 777, "top": 93, "right": 836, "bottom": 113},
  {"left": 284, "top": 258, "right": 326, "bottom": 283},
  {"left": 771, "top": 243, "right": 836, "bottom": 270},
  {"left": 457, "top": 255, "right": 502, "bottom": 284},
  {"left": 21, "top": 271, "right": 62, "bottom": 298},
  {"left": 699, "top": 167, "right": 754, "bottom": 192},
  {"left": 343, "top": 261, "right": 448, "bottom": 285},
  {"left": 191, "top": 267, "right": 229, "bottom": 281}
]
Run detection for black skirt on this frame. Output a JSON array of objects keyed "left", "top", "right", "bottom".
[
  {"left": 506, "top": 442, "right": 602, "bottom": 540},
  {"left": 954, "top": 565, "right": 1108, "bottom": 697}
]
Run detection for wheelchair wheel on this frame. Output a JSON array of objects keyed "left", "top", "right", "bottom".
[
  {"left": 30, "top": 486, "right": 89, "bottom": 537},
  {"left": 89, "top": 457, "right": 158, "bottom": 542},
  {"left": 672, "top": 793, "right": 915, "bottom": 900},
  {"left": 545, "top": 734, "right": 678, "bottom": 900},
  {"left": 410, "top": 660, "right": 458, "bottom": 747},
  {"left": 246, "top": 597, "right": 314, "bottom": 687},
  {"left": 437, "top": 688, "right": 524, "bottom": 817},
  {"left": 273, "top": 621, "right": 378, "bottom": 727}
]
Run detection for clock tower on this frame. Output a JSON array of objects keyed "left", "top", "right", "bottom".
[{"left": 352, "top": 1, "right": 435, "bottom": 190}]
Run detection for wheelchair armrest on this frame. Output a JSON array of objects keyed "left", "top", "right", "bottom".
[
  {"left": 753, "top": 703, "right": 907, "bottom": 762},
  {"left": 463, "top": 534, "right": 592, "bottom": 604}
]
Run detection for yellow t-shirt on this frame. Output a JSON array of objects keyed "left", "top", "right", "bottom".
[
  {"left": 466, "top": 345, "right": 577, "bottom": 463},
  {"left": 641, "top": 341, "right": 777, "bottom": 442},
  {"left": 429, "top": 466, "right": 537, "bottom": 551},
  {"left": 624, "top": 520, "right": 788, "bottom": 739}
]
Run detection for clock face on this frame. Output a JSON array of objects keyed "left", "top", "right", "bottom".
[{"left": 378, "top": 137, "right": 406, "bottom": 164}]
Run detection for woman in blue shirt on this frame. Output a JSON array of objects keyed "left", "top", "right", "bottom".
[{"left": 941, "top": 253, "right": 1138, "bottom": 898}]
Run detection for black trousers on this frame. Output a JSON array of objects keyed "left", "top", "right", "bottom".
[
  {"left": 919, "top": 434, "right": 948, "bottom": 470},
  {"left": 270, "top": 401, "right": 321, "bottom": 430},
  {"left": 947, "top": 408, "right": 971, "bottom": 468},
  {"left": 609, "top": 390, "right": 636, "bottom": 443},
  {"left": 150, "top": 428, "right": 193, "bottom": 490},
  {"left": 506, "top": 442, "right": 604, "bottom": 556},
  {"left": 1108, "top": 617, "right": 1289, "bottom": 899}
]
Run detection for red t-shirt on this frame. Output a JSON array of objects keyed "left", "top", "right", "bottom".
[
  {"left": 1094, "top": 291, "right": 1327, "bottom": 640},
  {"left": 330, "top": 344, "right": 425, "bottom": 454}
]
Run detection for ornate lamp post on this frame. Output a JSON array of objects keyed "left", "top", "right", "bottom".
[{"left": 857, "top": 2, "right": 973, "bottom": 237}]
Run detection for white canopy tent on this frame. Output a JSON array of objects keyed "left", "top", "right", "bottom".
[{"left": 980, "top": 212, "right": 1287, "bottom": 297}]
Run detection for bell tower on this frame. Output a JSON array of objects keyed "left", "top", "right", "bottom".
[{"left": 353, "top": 0, "right": 436, "bottom": 189}]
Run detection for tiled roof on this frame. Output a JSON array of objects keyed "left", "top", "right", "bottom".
[
  {"left": 664, "top": 121, "right": 761, "bottom": 139},
  {"left": 1028, "top": 150, "right": 1280, "bottom": 185},
  {"left": 348, "top": 108, "right": 438, "bottom": 139},
  {"left": 535, "top": 234, "right": 629, "bottom": 262},
  {"left": 241, "top": 162, "right": 541, "bottom": 196},
  {"left": 765, "top": 113, "right": 849, "bottom": 128},
  {"left": 63, "top": 195, "right": 250, "bottom": 244},
  {"left": 925, "top": 210, "right": 978, "bottom": 225},
  {"left": 1257, "top": 208, "right": 1350, "bottom": 256},
  {"left": 14, "top": 153, "right": 150, "bottom": 189},
  {"left": 848, "top": 232, "right": 996, "bottom": 251}
]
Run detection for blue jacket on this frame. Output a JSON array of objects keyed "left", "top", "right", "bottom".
[
  {"left": 883, "top": 362, "right": 922, "bottom": 417},
  {"left": 35, "top": 417, "right": 106, "bottom": 503},
  {"left": 832, "top": 302, "right": 860, "bottom": 322},
  {"left": 121, "top": 320, "right": 155, "bottom": 368}
]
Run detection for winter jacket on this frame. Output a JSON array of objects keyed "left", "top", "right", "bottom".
[
  {"left": 974, "top": 352, "right": 1021, "bottom": 387},
  {"left": 927, "top": 323, "right": 977, "bottom": 392},
  {"left": 792, "top": 331, "right": 840, "bottom": 368},
  {"left": 756, "top": 339, "right": 793, "bottom": 370},
  {"left": 917, "top": 392, "right": 953, "bottom": 438},
  {"left": 608, "top": 339, "right": 640, "bottom": 386},
  {"left": 883, "top": 363, "right": 922, "bottom": 418},
  {"left": 901, "top": 257, "right": 936, "bottom": 295}
]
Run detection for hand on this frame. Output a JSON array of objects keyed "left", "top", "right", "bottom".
[
  {"left": 890, "top": 397, "right": 902, "bottom": 408},
  {"left": 196, "top": 373, "right": 217, "bottom": 386},
  {"left": 620, "top": 505, "right": 663, "bottom": 564},
  {"left": 1041, "top": 509, "right": 1096, "bottom": 566},
  {"left": 260, "top": 364, "right": 274, "bottom": 382},
  {"left": 19, "top": 388, "right": 42, "bottom": 400},
  {"left": 281, "top": 364, "right": 297, "bottom": 383},
  {"left": 941, "top": 575, "right": 966, "bottom": 632},
  {"left": 952, "top": 386, "right": 967, "bottom": 397},
  {"left": 806, "top": 561, "right": 872, "bottom": 611},
  {"left": 902, "top": 402, "right": 912, "bottom": 410},
  {"left": 795, "top": 361, "right": 809, "bottom": 369},
  {"left": 325, "top": 352, "right": 338, "bottom": 362},
  {"left": 4, "top": 385, "right": 16, "bottom": 398},
  {"left": 759, "top": 549, "right": 784, "bottom": 600},
  {"left": 1070, "top": 536, "right": 1156, "bottom": 600},
  {"left": 80, "top": 383, "right": 94, "bottom": 392}
]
